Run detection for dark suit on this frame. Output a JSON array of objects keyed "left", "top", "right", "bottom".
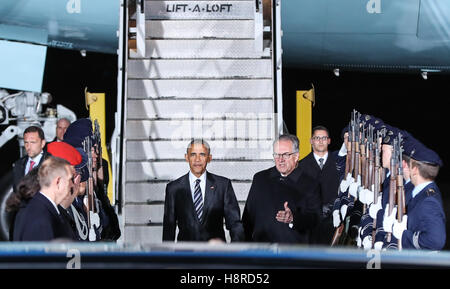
[
  {"left": 13, "top": 192, "right": 75, "bottom": 241},
  {"left": 12, "top": 151, "right": 47, "bottom": 193},
  {"left": 242, "top": 166, "right": 321, "bottom": 244},
  {"left": 297, "top": 152, "right": 341, "bottom": 244},
  {"left": 163, "top": 171, "right": 244, "bottom": 242}
]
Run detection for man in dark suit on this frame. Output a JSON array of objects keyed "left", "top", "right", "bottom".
[
  {"left": 242, "top": 134, "right": 321, "bottom": 244},
  {"left": 13, "top": 156, "right": 76, "bottom": 241},
  {"left": 12, "top": 126, "right": 47, "bottom": 193},
  {"left": 297, "top": 125, "right": 341, "bottom": 244},
  {"left": 163, "top": 139, "right": 244, "bottom": 242}
]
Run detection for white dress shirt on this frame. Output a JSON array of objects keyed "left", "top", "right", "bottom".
[
  {"left": 189, "top": 171, "right": 207, "bottom": 202},
  {"left": 313, "top": 152, "right": 328, "bottom": 168},
  {"left": 24, "top": 152, "right": 44, "bottom": 175}
]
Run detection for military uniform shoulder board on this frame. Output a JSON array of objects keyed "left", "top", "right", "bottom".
[{"left": 426, "top": 188, "right": 436, "bottom": 196}]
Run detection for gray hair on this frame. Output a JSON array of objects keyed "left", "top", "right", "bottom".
[
  {"left": 274, "top": 134, "right": 299, "bottom": 153},
  {"left": 186, "top": 139, "right": 211, "bottom": 155},
  {"left": 57, "top": 117, "right": 71, "bottom": 124}
]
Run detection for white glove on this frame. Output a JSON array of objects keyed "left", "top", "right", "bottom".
[
  {"left": 360, "top": 188, "right": 374, "bottom": 206},
  {"left": 340, "top": 173, "right": 353, "bottom": 193},
  {"left": 362, "top": 235, "right": 373, "bottom": 250},
  {"left": 340, "top": 204, "right": 348, "bottom": 220},
  {"left": 349, "top": 182, "right": 359, "bottom": 199},
  {"left": 356, "top": 227, "right": 362, "bottom": 248},
  {"left": 333, "top": 209, "right": 341, "bottom": 227},
  {"left": 393, "top": 215, "right": 408, "bottom": 240},
  {"left": 369, "top": 197, "right": 382, "bottom": 219},
  {"left": 374, "top": 241, "right": 383, "bottom": 250},
  {"left": 382, "top": 204, "right": 397, "bottom": 233}
]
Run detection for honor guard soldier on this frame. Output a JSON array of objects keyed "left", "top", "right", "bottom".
[{"left": 383, "top": 136, "right": 445, "bottom": 250}]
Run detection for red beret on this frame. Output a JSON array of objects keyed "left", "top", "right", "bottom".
[{"left": 47, "top": 142, "right": 82, "bottom": 166}]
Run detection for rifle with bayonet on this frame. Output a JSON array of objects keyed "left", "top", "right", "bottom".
[
  {"left": 83, "top": 136, "right": 100, "bottom": 242},
  {"left": 93, "top": 119, "right": 107, "bottom": 193},
  {"left": 396, "top": 133, "right": 405, "bottom": 250},
  {"left": 386, "top": 138, "right": 398, "bottom": 243}
]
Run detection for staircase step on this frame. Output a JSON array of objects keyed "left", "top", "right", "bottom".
[
  {"left": 144, "top": 0, "right": 255, "bottom": 20},
  {"left": 126, "top": 98, "right": 273, "bottom": 119},
  {"left": 146, "top": 20, "right": 255, "bottom": 38},
  {"left": 126, "top": 119, "right": 274, "bottom": 140},
  {"left": 124, "top": 225, "right": 233, "bottom": 243},
  {"left": 124, "top": 203, "right": 245, "bottom": 225},
  {"left": 127, "top": 59, "right": 272, "bottom": 79},
  {"left": 127, "top": 79, "right": 273, "bottom": 99},
  {"left": 124, "top": 226, "right": 163, "bottom": 244},
  {"left": 129, "top": 39, "right": 268, "bottom": 59},
  {"left": 125, "top": 181, "right": 251, "bottom": 203},
  {"left": 126, "top": 160, "right": 273, "bottom": 181},
  {"left": 126, "top": 140, "right": 273, "bottom": 160}
]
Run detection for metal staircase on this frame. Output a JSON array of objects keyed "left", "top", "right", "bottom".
[{"left": 117, "top": 0, "right": 283, "bottom": 243}]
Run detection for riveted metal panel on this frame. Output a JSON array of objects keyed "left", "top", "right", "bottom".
[
  {"left": 126, "top": 140, "right": 273, "bottom": 160},
  {"left": 146, "top": 20, "right": 254, "bottom": 38},
  {"left": 129, "top": 39, "right": 265, "bottom": 59},
  {"left": 126, "top": 160, "right": 273, "bottom": 181},
  {"left": 127, "top": 79, "right": 273, "bottom": 99},
  {"left": 126, "top": 119, "right": 274, "bottom": 140},
  {"left": 127, "top": 59, "right": 272, "bottom": 78},
  {"left": 126, "top": 99, "right": 273, "bottom": 119}
]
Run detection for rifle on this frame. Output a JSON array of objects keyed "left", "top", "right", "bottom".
[
  {"left": 83, "top": 136, "right": 100, "bottom": 242},
  {"left": 353, "top": 112, "right": 361, "bottom": 193},
  {"left": 367, "top": 125, "right": 374, "bottom": 195},
  {"left": 396, "top": 133, "right": 405, "bottom": 250},
  {"left": 360, "top": 123, "right": 367, "bottom": 189},
  {"left": 386, "top": 139, "right": 398, "bottom": 243},
  {"left": 371, "top": 129, "right": 382, "bottom": 246},
  {"left": 93, "top": 119, "right": 105, "bottom": 191},
  {"left": 344, "top": 122, "right": 352, "bottom": 177}
]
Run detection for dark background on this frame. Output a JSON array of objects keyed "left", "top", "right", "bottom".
[{"left": 0, "top": 48, "right": 448, "bottom": 249}]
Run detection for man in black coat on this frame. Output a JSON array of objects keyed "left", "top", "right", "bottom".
[
  {"left": 297, "top": 126, "right": 341, "bottom": 244},
  {"left": 163, "top": 139, "right": 244, "bottom": 242},
  {"left": 242, "top": 134, "right": 321, "bottom": 244},
  {"left": 12, "top": 126, "right": 47, "bottom": 193},
  {"left": 13, "top": 156, "right": 76, "bottom": 241}
]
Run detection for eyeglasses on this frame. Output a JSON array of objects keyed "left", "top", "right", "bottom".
[
  {"left": 273, "top": 152, "right": 296, "bottom": 160},
  {"left": 312, "top": 136, "right": 329, "bottom": 142}
]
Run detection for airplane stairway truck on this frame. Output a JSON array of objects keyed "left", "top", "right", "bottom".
[{"left": 121, "top": 0, "right": 282, "bottom": 243}]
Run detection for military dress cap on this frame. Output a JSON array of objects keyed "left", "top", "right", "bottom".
[
  {"left": 74, "top": 148, "right": 89, "bottom": 182},
  {"left": 403, "top": 136, "right": 443, "bottom": 167},
  {"left": 63, "top": 118, "right": 93, "bottom": 149},
  {"left": 381, "top": 124, "right": 398, "bottom": 145},
  {"left": 47, "top": 142, "right": 82, "bottom": 166}
]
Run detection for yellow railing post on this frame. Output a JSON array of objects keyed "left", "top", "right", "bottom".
[
  {"left": 296, "top": 84, "right": 315, "bottom": 160},
  {"left": 85, "top": 89, "right": 114, "bottom": 204}
]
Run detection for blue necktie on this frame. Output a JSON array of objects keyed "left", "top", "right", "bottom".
[
  {"left": 193, "top": 179, "right": 203, "bottom": 222},
  {"left": 319, "top": 158, "right": 324, "bottom": 170}
]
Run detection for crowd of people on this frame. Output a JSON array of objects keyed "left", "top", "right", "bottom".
[
  {"left": 163, "top": 112, "right": 445, "bottom": 251},
  {"left": 7, "top": 112, "right": 445, "bottom": 251},
  {"left": 6, "top": 118, "right": 121, "bottom": 242}
]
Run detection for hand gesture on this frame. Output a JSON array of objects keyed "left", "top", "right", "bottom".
[{"left": 276, "top": 201, "right": 293, "bottom": 224}]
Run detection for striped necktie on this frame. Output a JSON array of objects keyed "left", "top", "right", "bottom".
[
  {"left": 319, "top": 158, "right": 324, "bottom": 170},
  {"left": 193, "top": 179, "right": 203, "bottom": 222}
]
